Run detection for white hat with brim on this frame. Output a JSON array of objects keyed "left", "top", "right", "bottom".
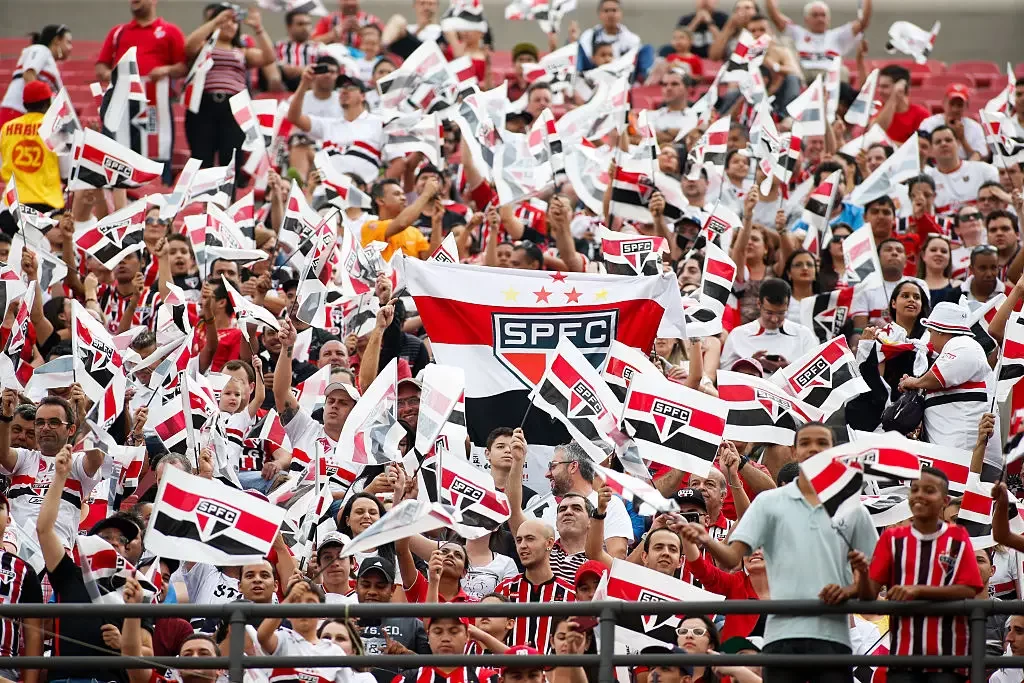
[
  {"left": 920, "top": 302, "right": 972, "bottom": 335},
  {"left": 325, "top": 381, "right": 361, "bottom": 402}
]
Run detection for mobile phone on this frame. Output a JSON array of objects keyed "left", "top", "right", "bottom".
[
  {"left": 312, "top": 63, "right": 331, "bottom": 75},
  {"left": 678, "top": 511, "right": 701, "bottom": 524},
  {"left": 233, "top": 5, "right": 248, "bottom": 22},
  {"left": 573, "top": 616, "right": 599, "bottom": 631},
  {"left": 764, "top": 354, "right": 782, "bottom": 362}
]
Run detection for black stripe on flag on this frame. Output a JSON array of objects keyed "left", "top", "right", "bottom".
[
  {"left": 151, "top": 511, "right": 259, "bottom": 556},
  {"left": 537, "top": 379, "right": 606, "bottom": 446},
  {"left": 623, "top": 418, "right": 719, "bottom": 465},
  {"left": 702, "top": 280, "right": 731, "bottom": 308},
  {"left": 801, "top": 364, "right": 858, "bottom": 409}
]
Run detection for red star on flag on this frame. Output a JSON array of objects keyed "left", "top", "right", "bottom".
[
  {"left": 564, "top": 288, "right": 582, "bottom": 303},
  {"left": 534, "top": 287, "right": 552, "bottom": 303},
  {"left": 550, "top": 272, "right": 568, "bottom": 283}
]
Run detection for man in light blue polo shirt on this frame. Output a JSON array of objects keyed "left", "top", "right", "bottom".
[{"left": 681, "top": 422, "right": 878, "bottom": 683}]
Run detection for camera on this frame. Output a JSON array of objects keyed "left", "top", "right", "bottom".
[{"left": 312, "top": 63, "right": 331, "bottom": 75}]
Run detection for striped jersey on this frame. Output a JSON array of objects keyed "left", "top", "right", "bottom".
[
  {"left": 868, "top": 522, "right": 982, "bottom": 657},
  {"left": 97, "top": 284, "right": 163, "bottom": 334},
  {"left": 923, "top": 335, "right": 993, "bottom": 455},
  {"left": 393, "top": 666, "right": 496, "bottom": 683},
  {"left": 0, "top": 550, "right": 44, "bottom": 659},
  {"left": 1, "top": 449, "right": 100, "bottom": 549},
  {"left": 275, "top": 40, "right": 322, "bottom": 67},
  {"left": 549, "top": 543, "right": 586, "bottom": 585},
  {"left": 495, "top": 573, "right": 575, "bottom": 652}
]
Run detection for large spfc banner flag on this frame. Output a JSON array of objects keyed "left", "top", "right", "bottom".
[
  {"left": 601, "top": 559, "right": 723, "bottom": 652},
  {"left": 621, "top": 371, "right": 728, "bottom": 478},
  {"left": 401, "top": 258, "right": 686, "bottom": 445},
  {"left": 717, "top": 369, "right": 825, "bottom": 445},
  {"left": 145, "top": 466, "right": 286, "bottom": 565}
]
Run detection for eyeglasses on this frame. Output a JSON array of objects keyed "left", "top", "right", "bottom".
[
  {"left": 34, "top": 418, "right": 69, "bottom": 428},
  {"left": 676, "top": 626, "right": 708, "bottom": 637},
  {"left": 397, "top": 397, "right": 420, "bottom": 410},
  {"left": 830, "top": 234, "right": 849, "bottom": 244},
  {"left": 547, "top": 460, "right": 571, "bottom": 472},
  {"left": 972, "top": 245, "right": 998, "bottom": 255},
  {"left": 145, "top": 217, "right": 169, "bottom": 226},
  {"left": 959, "top": 212, "right": 983, "bottom": 222},
  {"left": 98, "top": 534, "right": 128, "bottom": 548}
]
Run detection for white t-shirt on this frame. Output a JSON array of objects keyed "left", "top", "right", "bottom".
[
  {"left": 272, "top": 628, "right": 351, "bottom": 683},
  {"left": 649, "top": 106, "right": 693, "bottom": 133},
  {"left": 539, "top": 489, "right": 635, "bottom": 543},
  {"left": 307, "top": 110, "right": 386, "bottom": 167},
  {"left": 303, "top": 90, "right": 344, "bottom": 121},
  {"left": 783, "top": 22, "right": 860, "bottom": 73},
  {"left": 462, "top": 552, "right": 519, "bottom": 600},
  {"left": 0, "top": 448, "right": 100, "bottom": 549},
  {"left": 919, "top": 114, "right": 988, "bottom": 161},
  {"left": 719, "top": 318, "right": 819, "bottom": 370},
  {"left": 183, "top": 562, "right": 243, "bottom": 607},
  {"left": 923, "top": 335, "right": 996, "bottom": 456},
  {"left": 925, "top": 161, "right": 1000, "bottom": 216},
  {"left": 1, "top": 45, "right": 63, "bottom": 113}
]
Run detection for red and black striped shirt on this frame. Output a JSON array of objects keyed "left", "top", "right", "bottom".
[
  {"left": 394, "top": 666, "right": 496, "bottom": 683},
  {"left": 0, "top": 550, "right": 44, "bottom": 659},
  {"left": 275, "top": 40, "right": 322, "bottom": 67},
  {"left": 495, "top": 573, "right": 575, "bottom": 653},
  {"left": 97, "top": 284, "right": 163, "bottom": 334},
  {"left": 868, "top": 522, "right": 982, "bottom": 657}
]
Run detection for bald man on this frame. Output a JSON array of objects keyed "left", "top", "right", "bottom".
[{"left": 497, "top": 519, "right": 576, "bottom": 651}]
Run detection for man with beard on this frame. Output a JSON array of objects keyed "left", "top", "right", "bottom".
[
  {"left": 0, "top": 391, "right": 102, "bottom": 550},
  {"left": 498, "top": 520, "right": 576, "bottom": 652},
  {"left": 536, "top": 442, "right": 632, "bottom": 558},
  {"left": 353, "top": 556, "right": 430, "bottom": 683}
]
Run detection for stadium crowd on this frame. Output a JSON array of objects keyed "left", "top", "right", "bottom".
[{"left": 1, "top": 0, "right": 1024, "bottom": 682}]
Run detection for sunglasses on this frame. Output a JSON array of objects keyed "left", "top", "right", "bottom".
[
  {"left": 676, "top": 626, "right": 708, "bottom": 637},
  {"left": 959, "top": 212, "right": 983, "bottom": 222},
  {"left": 972, "top": 244, "right": 998, "bottom": 255},
  {"left": 830, "top": 234, "right": 849, "bottom": 244}
]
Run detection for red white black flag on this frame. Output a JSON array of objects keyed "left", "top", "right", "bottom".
[
  {"left": 599, "top": 227, "right": 667, "bottom": 276},
  {"left": 68, "top": 129, "right": 164, "bottom": 191},
  {"left": 621, "top": 370, "right": 728, "bottom": 478},
  {"left": 75, "top": 197, "right": 147, "bottom": 269},
  {"left": 146, "top": 466, "right": 286, "bottom": 565},
  {"left": 799, "top": 449, "right": 864, "bottom": 518},
  {"left": 718, "top": 369, "right": 825, "bottom": 445},
  {"left": 602, "top": 340, "right": 661, "bottom": 403},
  {"left": 72, "top": 300, "right": 127, "bottom": 432},
  {"left": 341, "top": 500, "right": 460, "bottom": 557},
  {"left": 800, "top": 286, "right": 854, "bottom": 343},
  {"left": 76, "top": 535, "right": 159, "bottom": 604},
  {"left": 997, "top": 312, "right": 1024, "bottom": 401},
  {"left": 39, "top": 87, "right": 82, "bottom": 155},
  {"left": 772, "top": 336, "right": 869, "bottom": 416},
  {"left": 801, "top": 170, "right": 842, "bottom": 253}
]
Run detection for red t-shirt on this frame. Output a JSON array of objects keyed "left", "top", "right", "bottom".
[
  {"left": 211, "top": 327, "right": 243, "bottom": 373},
  {"left": 404, "top": 571, "right": 472, "bottom": 604},
  {"left": 666, "top": 53, "right": 704, "bottom": 77},
  {"left": 882, "top": 103, "right": 930, "bottom": 144},
  {"left": 97, "top": 18, "right": 186, "bottom": 76}
]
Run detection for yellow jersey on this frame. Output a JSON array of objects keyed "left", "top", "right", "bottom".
[
  {"left": 0, "top": 111, "right": 64, "bottom": 209},
  {"left": 361, "top": 218, "right": 430, "bottom": 261}
]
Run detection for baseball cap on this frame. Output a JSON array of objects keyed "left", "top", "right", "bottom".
[
  {"left": 721, "top": 636, "right": 764, "bottom": 654},
  {"left": 426, "top": 616, "right": 471, "bottom": 627},
  {"left": 338, "top": 74, "right": 368, "bottom": 92},
  {"left": 640, "top": 645, "right": 694, "bottom": 675},
  {"left": 325, "top": 381, "right": 361, "bottom": 402},
  {"left": 357, "top": 556, "right": 396, "bottom": 583},
  {"left": 512, "top": 42, "right": 539, "bottom": 61},
  {"left": 674, "top": 487, "right": 707, "bottom": 512},
  {"left": 502, "top": 645, "right": 544, "bottom": 673},
  {"left": 87, "top": 515, "right": 140, "bottom": 543},
  {"left": 730, "top": 357, "right": 764, "bottom": 377},
  {"left": 574, "top": 559, "right": 608, "bottom": 586},
  {"left": 317, "top": 531, "right": 351, "bottom": 555},
  {"left": 23, "top": 80, "right": 52, "bottom": 105},
  {"left": 946, "top": 83, "right": 970, "bottom": 103}
]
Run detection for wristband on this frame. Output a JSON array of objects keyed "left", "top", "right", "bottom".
[
  {"left": 738, "top": 455, "right": 750, "bottom": 470},
  {"left": 0, "top": 414, "right": 12, "bottom": 422},
  {"left": 590, "top": 511, "right": 607, "bottom": 520}
]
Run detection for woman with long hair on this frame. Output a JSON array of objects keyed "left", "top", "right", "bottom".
[
  {"left": 550, "top": 617, "right": 598, "bottom": 683},
  {"left": 676, "top": 615, "right": 722, "bottom": 683},
  {"left": 732, "top": 189, "right": 782, "bottom": 324},
  {"left": 887, "top": 279, "right": 930, "bottom": 340},
  {"left": 916, "top": 234, "right": 961, "bottom": 305},
  {"left": 817, "top": 223, "right": 853, "bottom": 292},
  {"left": 0, "top": 24, "right": 71, "bottom": 125},
  {"left": 184, "top": 5, "right": 274, "bottom": 171},
  {"left": 781, "top": 249, "right": 819, "bottom": 324},
  {"left": 338, "top": 492, "right": 395, "bottom": 572}
]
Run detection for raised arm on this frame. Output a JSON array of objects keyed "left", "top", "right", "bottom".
[
  {"left": 765, "top": 0, "right": 790, "bottom": 32},
  {"left": 358, "top": 301, "right": 393, "bottom": 392},
  {"left": 186, "top": 12, "right": 229, "bottom": 59},
  {"left": 851, "top": 0, "right": 872, "bottom": 35},
  {"left": 241, "top": 10, "right": 276, "bottom": 68},
  {"left": 384, "top": 176, "right": 440, "bottom": 238},
  {"left": 248, "top": 357, "right": 266, "bottom": 418},
  {"left": 584, "top": 486, "right": 615, "bottom": 568},
  {"left": 679, "top": 521, "right": 750, "bottom": 570},
  {"left": 506, "top": 428, "right": 529, "bottom": 535},
  {"left": 286, "top": 67, "right": 315, "bottom": 133},
  {"left": 37, "top": 446, "right": 73, "bottom": 572},
  {"left": 273, "top": 318, "right": 300, "bottom": 422},
  {"left": 731, "top": 189, "right": 760, "bottom": 277},
  {"left": 122, "top": 576, "right": 154, "bottom": 683},
  {"left": 0, "top": 388, "right": 20, "bottom": 473}
]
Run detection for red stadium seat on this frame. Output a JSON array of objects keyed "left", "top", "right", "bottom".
[
  {"left": 924, "top": 72, "right": 977, "bottom": 89},
  {"left": 947, "top": 61, "right": 1002, "bottom": 88},
  {"left": 873, "top": 59, "right": 944, "bottom": 87}
]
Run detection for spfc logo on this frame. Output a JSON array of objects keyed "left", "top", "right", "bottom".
[
  {"left": 448, "top": 475, "right": 485, "bottom": 509},
  {"left": 493, "top": 311, "right": 617, "bottom": 387},
  {"left": 569, "top": 380, "right": 603, "bottom": 418},
  {"left": 637, "top": 588, "right": 680, "bottom": 632},
  {"left": 754, "top": 387, "right": 793, "bottom": 420},
  {"left": 97, "top": 218, "right": 133, "bottom": 245},
  {"left": 194, "top": 498, "right": 241, "bottom": 543},
  {"left": 620, "top": 238, "right": 655, "bottom": 272},
  {"left": 651, "top": 399, "right": 691, "bottom": 443},
  {"left": 791, "top": 356, "right": 831, "bottom": 391}
]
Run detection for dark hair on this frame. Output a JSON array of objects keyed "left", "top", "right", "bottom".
[
  {"left": 757, "top": 277, "right": 791, "bottom": 306},
  {"left": 986, "top": 209, "right": 1019, "bottom": 234},
  {"left": 813, "top": 160, "right": 844, "bottom": 187},
  {"left": 867, "top": 142, "right": 893, "bottom": 159},
  {"left": 514, "top": 240, "right": 544, "bottom": 268},
  {"left": 486, "top": 427, "right": 514, "bottom": 450},
  {"left": 371, "top": 178, "right": 401, "bottom": 215},
  {"left": 920, "top": 465, "right": 949, "bottom": 492},
  {"left": 114, "top": 510, "right": 145, "bottom": 540},
  {"left": 916, "top": 235, "right": 952, "bottom": 280},
  {"left": 819, "top": 222, "right": 853, "bottom": 275},
  {"left": 776, "top": 461, "right": 800, "bottom": 486},
  {"left": 643, "top": 526, "right": 684, "bottom": 555},
  {"left": 879, "top": 64, "right": 912, "bottom": 92},
  {"left": 223, "top": 359, "right": 255, "bottom": 384},
  {"left": 793, "top": 421, "right": 833, "bottom": 447},
  {"left": 679, "top": 613, "right": 722, "bottom": 652},
  {"left": 24, "top": 100, "right": 49, "bottom": 114},
  {"left": 887, "top": 279, "right": 930, "bottom": 339},
  {"left": 316, "top": 619, "right": 365, "bottom": 656},
  {"left": 557, "top": 492, "right": 595, "bottom": 517},
  {"left": 131, "top": 329, "right": 157, "bottom": 351},
  {"left": 905, "top": 174, "right": 936, "bottom": 194},
  {"left": 724, "top": 149, "right": 748, "bottom": 176},
  {"left": 0, "top": 234, "right": 11, "bottom": 247},
  {"left": 46, "top": 340, "right": 72, "bottom": 362},
  {"left": 208, "top": 4, "right": 245, "bottom": 47},
  {"left": 526, "top": 82, "right": 552, "bottom": 98},
  {"left": 31, "top": 24, "right": 69, "bottom": 47},
  {"left": 181, "top": 633, "right": 222, "bottom": 656},
  {"left": 781, "top": 249, "right": 820, "bottom": 294},
  {"left": 285, "top": 8, "right": 309, "bottom": 25},
  {"left": 979, "top": 180, "right": 1005, "bottom": 195},
  {"left": 15, "top": 402, "right": 36, "bottom": 421},
  {"left": 877, "top": 237, "right": 904, "bottom": 253},
  {"left": 338, "top": 493, "right": 394, "bottom": 564},
  {"left": 931, "top": 124, "right": 956, "bottom": 143},
  {"left": 865, "top": 195, "right": 896, "bottom": 213},
  {"left": 42, "top": 296, "right": 68, "bottom": 332},
  {"left": 37, "top": 395, "right": 75, "bottom": 425},
  {"left": 166, "top": 232, "right": 197, "bottom": 260}
]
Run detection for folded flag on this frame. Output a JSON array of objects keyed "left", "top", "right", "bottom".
[
  {"left": 146, "top": 466, "right": 286, "bottom": 565},
  {"left": 845, "top": 69, "right": 880, "bottom": 128},
  {"left": 885, "top": 20, "right": 940, "bottom": 64},
  {"left": 595, "top": 463, "right": 678, "bottom": 516},
  {"left": 997, "top": 312, "right": 1024, "bottom": 401},
  {"left": 771, "top": 336, "right": 869, "bottom": 417},
  {"left": 75, "top": 197, "right": 147, "bottom": 270},
  {"left": 222, "top": 279, "right": 280, "bottom": 338},
  {"left": 71, "top": 300, "right": 127, "bottom": 432},
  {"left": 842, "top": 225, "right": 883, "bottom": 289},
  {"left": 801, "top": 170, "right": 842, "bottom": 253},
  {"left": 800, "top": 286, "right": 854, "bottom": 343},
  {"left": 601, "top": 340, "right": 660, "bottom": 403},
  {"left": 77, "top": 535, "right": 159, "bottom": 604},
  {"left": 183, "top": 30, "right": 219, "bottom": 113},
  {"left": 787, "top": 75, "right": 826, "bottom": 138},
  {"left": 599, "top": 226, "right": 667, "bottom": 276},
  {"left": 336, "top": 358, "right": 403, "bottom": 465},
  {"left": 341, "top": 500, "right": 460, "bottom": 558},
  {"left": 800, "top": 449, "right": 864, "bottom": 519},
  {"left": 849, "top": 133, "right": 921, "bottom": 208},
  {"left": 39, "top": 87, "right": 82, "bottom": 155}
]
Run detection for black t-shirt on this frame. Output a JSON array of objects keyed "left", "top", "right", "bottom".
[
  {"left": 676, "top": 11, "right": 729, "bottom": 58},
  {"left": 413, "top": 210, "right": 468, "bottom": 239},
  {"left": 47, "top": 554, "right": 127, "bottom": 683}
]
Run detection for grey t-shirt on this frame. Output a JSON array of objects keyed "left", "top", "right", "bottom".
[
  {"left": 361, "top": 616, "right": 430, "bottom": 683},
  {"left": 729, "top": 480, "right": 878, "bottom": 648}
]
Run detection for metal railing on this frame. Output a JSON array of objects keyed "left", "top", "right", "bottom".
[{"left": 3, "top": 599, "right": 1023, "bottom": 683}]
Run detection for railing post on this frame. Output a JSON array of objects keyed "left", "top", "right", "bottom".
[
  {"left": 599, "top": 607, "right": 617, "bottom": 683},
  {"left": 969, "top": 606, "right": 987, "bottom": 683},
  {"left": 228, "top": 608, "right": 248, "bottom": 683}
]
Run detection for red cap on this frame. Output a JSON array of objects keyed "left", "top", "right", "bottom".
[
  {"left": 425, "top": 616, "right": 471, "bottom": 627},
  {"left": 503, "top": 645, "right": 544, "bottom": 672},
  {"left": 23, "top": 80, "right": 53, "bottom": 105},
  {"left": 575, "top": 560, "right": 608, "bottom": 586},
  {"left": 946, "top": 83, "right": 970, "bottom": 103}
]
